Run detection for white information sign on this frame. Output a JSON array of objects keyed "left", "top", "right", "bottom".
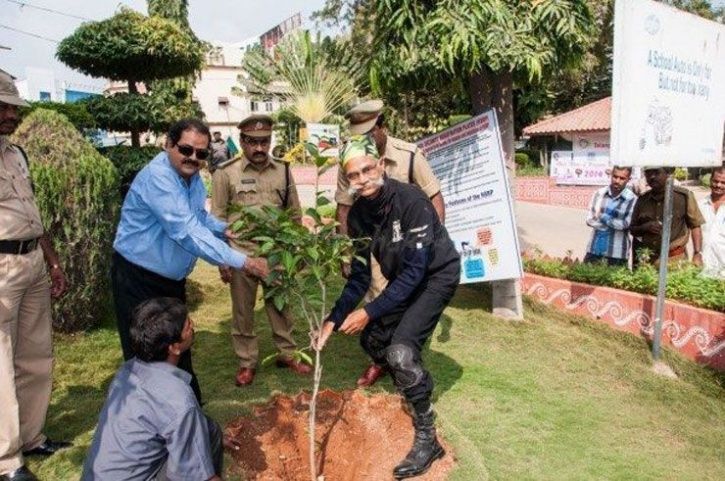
[
  {"left": 418, "top": 111, "right": 523, "bottom": 283},
  {"left": 307, "top": 123, "right": 340, "bottom": 158},
  {"left": 611, "top": 0, "right": 725, "bottom": 167}
]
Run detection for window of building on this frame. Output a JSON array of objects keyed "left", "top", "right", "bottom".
[
  {"left": 264, "top": 98, "right": 273, "bottom": 112},
  {"left": 250, "top": 100, "right": 259, "bottom": 112},
  {"left": 39, "top": 91, "right": 51, "bottom": 101}
]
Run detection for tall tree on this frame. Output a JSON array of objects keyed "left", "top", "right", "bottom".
[{"left": 57, "top": 7, "right": 204, "bottom": 146}]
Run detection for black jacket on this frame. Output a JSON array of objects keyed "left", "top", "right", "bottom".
[{"left": 330, "top": 178, "right": 460, "bottom": 329}]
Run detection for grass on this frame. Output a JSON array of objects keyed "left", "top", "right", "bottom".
[{"left": 31, "top": 263, "right": 725, "bottom": 480}]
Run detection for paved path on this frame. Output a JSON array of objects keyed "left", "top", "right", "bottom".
[{"left": 515, "top": 201, "right": 590, "bottom": 260}]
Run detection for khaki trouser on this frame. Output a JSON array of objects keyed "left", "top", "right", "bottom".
[
  {"left": 0, "top": 248, "right": 52, "bottom": 475},
  {"left": 364, "top": 257, "right": 389, "bottom": 303},
  {"left": 230, "top": 269, "right": 297, "bottom": 368}
]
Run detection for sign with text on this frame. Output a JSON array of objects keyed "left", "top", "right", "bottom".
[
  {"left": 611, "top": 0, "right": 725, "bottom": 167},
  {"left": 418, "top": 111, "right": 522, "bottom": 283}
]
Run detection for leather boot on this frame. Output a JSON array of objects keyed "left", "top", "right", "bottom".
[{"left": 393, "top": 408, "right": 445, "bottom": 479}]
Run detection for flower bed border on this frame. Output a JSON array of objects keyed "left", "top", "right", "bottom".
[{"left": 523, "top": 273, "right": 725, "bottom": 371}]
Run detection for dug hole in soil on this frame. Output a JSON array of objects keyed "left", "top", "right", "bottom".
[{"left": 227, "top": 389, "right": 455, "bottom": 480}]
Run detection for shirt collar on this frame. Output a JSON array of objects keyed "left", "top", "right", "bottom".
[
  {"left": 159, "top": 151, "right": 201, "bottom": 185},
  {"left": 606, "top": 186, "right": 628, "bottom": 199},
  {"left": 241, "top": 154, "right": 274, "bottom": 172},
  {"left": 129, "top": 358, "right": 192, "bottom": 384},
  {"left": 0, "top": 135, "right": 12, "bottom": 153}
]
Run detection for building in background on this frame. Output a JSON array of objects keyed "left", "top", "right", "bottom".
[{"left": 14, "top": 66, "right": 101, "bottom": 103}]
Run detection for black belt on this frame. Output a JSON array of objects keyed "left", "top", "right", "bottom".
[{"left": 0, "top": 238, "right": 40, "bottom": 255}]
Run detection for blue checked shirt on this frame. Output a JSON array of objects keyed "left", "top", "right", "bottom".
[
  {"left": 113, "top": 151, "right": 245, "bottom": 280},
  {"left": 585, "top": 186, "right": 637, "bottom": 260}
]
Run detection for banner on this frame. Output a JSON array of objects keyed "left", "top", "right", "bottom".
[
  {"left": 418, "top": 111, "right": 522, "bottom": 283},
  {"left": 307, "top": 123, "right": 340, "bottom": 158},
  {"left": 611, "top": 0, "right": 725, "bottom": 167}
]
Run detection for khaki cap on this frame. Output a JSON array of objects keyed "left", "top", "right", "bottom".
[
  {"left": 238, "top": 114, "right": 274, "bottom": 138},
  {"left": 0, "top": 69, "right": 29, "bottom": 107},
  {"left": 345, "top": 99, "right": 384, "bottom": 135}
]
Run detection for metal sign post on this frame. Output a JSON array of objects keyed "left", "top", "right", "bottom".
[{"left": 651, "top": 176, "right": 674, "bottom": 360}]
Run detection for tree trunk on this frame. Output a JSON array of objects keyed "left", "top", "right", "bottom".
[
  {"left": 468, "top": 67, "right": 523, "bottom": 319},
  {"left": 128, "top": 79, "right": 141, "bottom": 148}
]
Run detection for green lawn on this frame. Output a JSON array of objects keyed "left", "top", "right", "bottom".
[{"left": 31, "top": 263, "right": 725, "bottom": 480}]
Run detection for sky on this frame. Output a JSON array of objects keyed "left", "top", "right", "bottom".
[{"left": 0, "top": 0, "right": 327, "bottom": 89}]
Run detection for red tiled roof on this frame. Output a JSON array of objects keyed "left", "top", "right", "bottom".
[{"left": 523, "top": 96, "right": 611, "bottom": 136}]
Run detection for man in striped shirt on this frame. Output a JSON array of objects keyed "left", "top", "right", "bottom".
[{"left": 584, "top": 166, "right": 636, "bottom": 267}]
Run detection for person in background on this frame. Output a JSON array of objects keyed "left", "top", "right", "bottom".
[
  {"left": 112, "top": 118, "right": 269, "bottom": 403},
  {"left": 82, "top": 297, "right": 241, "bottom": 481},
  {"left": 584, "top": 166, "right": 636, "bottom": 267},
  {"left": 209, "top": 131, "right": 230, "bottom": 173},
  {"left": 0, "top": 69, "right": 70, "bottom": 481},
  {"left": 335, "top": 99, "right": 446, "bottom": 389},
  {"left": 212, "top": 114, "right": 310, "bottom": 387},
  {"left": 316, "top": 135, "right": 460, "bottom": 479},
  {"left": 630, "top": 167, "right": 705, "bottom": 267},
  {"left": 698, "top": 166, "right": 725, "bottom": 279}
]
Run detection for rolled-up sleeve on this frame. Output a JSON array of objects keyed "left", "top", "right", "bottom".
[
  {"left": 143, "top": 174, "right": 246, "bottom": 270},
  {"left": 163, "top": 407, "right": 216, "bottom": 481}
]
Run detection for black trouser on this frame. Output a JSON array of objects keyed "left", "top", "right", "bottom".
[
  {"left": 111, "top": 252, "right": 202, "bottom": 402},
  {"left": 360, "top": 284, "right": 456, "bottom": 406},
  {"left": 154, "top": 414, "right": 223, "bottom": 481}
]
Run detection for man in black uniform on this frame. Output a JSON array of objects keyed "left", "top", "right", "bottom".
[{"left": 315, "top": 135, "right": 460, "bottom": 479}]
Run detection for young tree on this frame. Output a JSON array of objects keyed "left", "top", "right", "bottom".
[{"left": 56, "top": 7, "right": 205, "bottom": 146}]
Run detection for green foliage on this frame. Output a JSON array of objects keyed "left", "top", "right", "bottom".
[
  {"left": 56, "top": 7, "right": 204, "bottom": 82},
  {"left": 514, "top": 152, "right": 531, "bottom": 168},
  {"left": 524, "top": 257, "right": 725, "bottom": 312},
  {"left": 700, "top": 173, "right": 711, "bottom": 187},
  {"left": 11, "top": 109, "right": 120, "bottom": 332},
  {"left": 517, "top": 165, "right": 547, "bottom": 177},
  {"left": 673, "top": 167, "right": 689, "bottom": 181},
  {"left": 19, "top": 101, "right": 96, "bottom": 132},
  {"left": 100, "top": 145, "right": 160, "bottom": 197}
]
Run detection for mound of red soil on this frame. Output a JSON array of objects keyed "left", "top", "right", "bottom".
[{"left": 226, "top": 390, "right": 455, "bottom": 480}]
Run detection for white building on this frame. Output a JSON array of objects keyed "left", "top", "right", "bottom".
[
  {"left": 14, "top": 67, "right": 102, "bottom": 103},
  {"left": 194, "top": 39, "right": 287, "bottom": 141}
]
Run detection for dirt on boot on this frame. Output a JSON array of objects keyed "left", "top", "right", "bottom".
[{"left": 226, "top": 389, "right": 455, "bottom": 480}]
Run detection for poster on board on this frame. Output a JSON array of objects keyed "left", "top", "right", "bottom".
[
  {"left": 611, "top": 0, "right": 725, "bottom": 167},
  {"left": 307, "top": 123, "right": 341, "bottom": 158},
  {"left": 418, "top": 111, "right": 522, "bottom": 284}
]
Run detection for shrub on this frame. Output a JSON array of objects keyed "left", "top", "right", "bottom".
[
  {"left": 11, "top": 109, "right": 120, "bottom": 332},
  {"left": 523, "top": 256, "right": 725, "bottom": 312},
  {"left": 514, "top": 152, "right": 531, "bottom": 168},
  {"left": 19, "top": 100, "right": 97, "bottom": 132},
  {"left": 700, "top": 173, "right": 711, "bottom": 188},
  {"left": 100, "top": 145, "right": 161, "bottom": 197},
  {"left": 673, "top": 167, "right": 688, "bottom": 181}
]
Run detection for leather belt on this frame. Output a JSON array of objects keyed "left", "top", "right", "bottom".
[{"left": 0, "top": 238, "right": 40, "bottom": 255}]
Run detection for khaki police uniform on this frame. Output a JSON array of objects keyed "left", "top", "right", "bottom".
[
  {"left": 0, "top": 137, "right": 52, "bottom": 475},
  {"left": 335, "top": 100, "right": 442, "bottom": 300},
  {"left": 212, "top": 152, "right": 302, "bottom": 368},
  {"left": 631, "top": 186, "right": 705, "bottom": 263}
]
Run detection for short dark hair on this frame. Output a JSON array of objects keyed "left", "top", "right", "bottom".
[
  {"left": 167, "top": 118, "right": 211, "bottom": 146},
  {"left": 611, "top": 165, "right": 632, "bottom": 176},
  {"left": 712, "top": 166, "right": 725, "bottom": 176},
  {"left": 130, "top": 297, "right": 188, "bottom": 362},
  {"left": 213, "top": 131, "right": 222, "bottom": 135}
]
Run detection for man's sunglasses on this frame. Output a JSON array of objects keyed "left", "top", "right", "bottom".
[
  {"left": 177, "top": 144, "right": 210, "bottom": 160},
  {"left": 241, "top": 136, "right": 271, "bottom": 147}
]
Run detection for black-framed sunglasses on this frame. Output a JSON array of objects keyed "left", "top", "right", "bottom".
[{"left": 176, "top": 144, "right": 210, "bottom": 160}]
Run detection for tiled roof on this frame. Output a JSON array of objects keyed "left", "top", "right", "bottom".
[{"left": 523, "top": 96, "right": 611, "bottom": 136}]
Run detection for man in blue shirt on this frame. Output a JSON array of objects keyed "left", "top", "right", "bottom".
[
  {"left": 112, "top": 118, "right": 268, "bottom": 402},
  {"left": 82, "top": 297, "right": 238, "bottom": 481}
]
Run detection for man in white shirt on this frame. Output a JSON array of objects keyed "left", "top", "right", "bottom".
[{"left": 698, "top": 167, "right": 725, "bottom": 279}]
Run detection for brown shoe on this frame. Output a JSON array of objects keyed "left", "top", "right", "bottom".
[
  {"left": 357, "top": 364, "right": 387, "bottom": 387},
  {"left": 235, "top": 367, "right": 255, "bottom": 386},
  {"left": 275, "top": 356, "right": 312, "bottom": 375}
]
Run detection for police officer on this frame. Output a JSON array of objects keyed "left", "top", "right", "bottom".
[
  {"left": 335, "top": 99, "right": 446, "bottom": 388},
  {"left": 0, "top": 69, "right": 70, "bottom": 481},
  {"left": 212, "top": 114, "right": 311, "bottom": 386},
  {"left": 316, "top": 135, "right": 460, "bottom": 479}
]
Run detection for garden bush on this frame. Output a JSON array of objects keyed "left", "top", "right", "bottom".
[
  {"left": 100, "top": 145, "right": 160, "bottom": 197},
  {"left": 523, "top": 256, "right": 725, "bottom": 312},
  {"left": 11, "top": 109, "right": 120, "bottom": 332},
  {"left": 19, "top": 100, "right": 97, "bottom": 132},
  {"left": 514, "top": 152, "right": 531, "bottom": 168}
]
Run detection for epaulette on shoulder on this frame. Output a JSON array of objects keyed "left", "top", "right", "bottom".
[
  {"left": 217, "top": 156, "right": 242, "bottom": 170},
  {"left": 388, "top": 136, "right": 417, "bottom": 153}
]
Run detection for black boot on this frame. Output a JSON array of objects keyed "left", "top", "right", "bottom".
[{"left": 393, "top": 408, "right": 445, "bottom": 479}]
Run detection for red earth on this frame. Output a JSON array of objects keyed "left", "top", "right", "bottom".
[{"left": 226, "top": 389, "right": 455, "bottom": 480}]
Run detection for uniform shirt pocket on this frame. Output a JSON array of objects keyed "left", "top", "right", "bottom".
[
  {"left": 0, "top": 170, "right": 15, "bottom": 201},
  {"left": 236, "top": 179, "right": 260, "bottom": 206}
]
